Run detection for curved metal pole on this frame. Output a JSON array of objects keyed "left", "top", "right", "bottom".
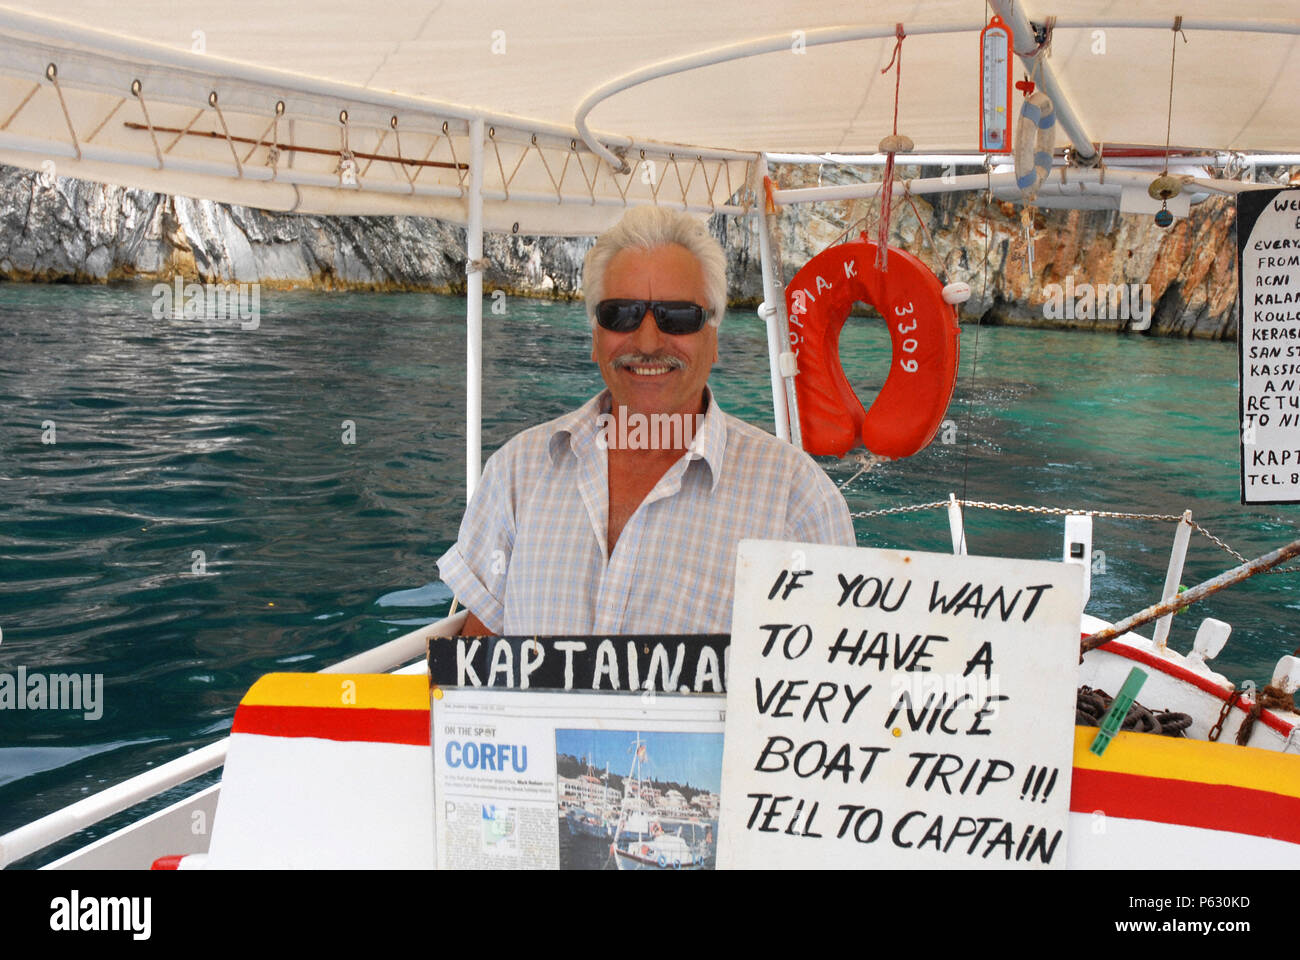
[
  {"left": 575, "top": 22, "right": 980, "bottom": 172},
  {"left": 574, "top": 16, "right": 1300, "bottom": 171}
]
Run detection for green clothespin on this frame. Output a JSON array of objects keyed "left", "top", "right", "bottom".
[{"left": 1089, "top": 666, "right": 1148, "bottom": 757}]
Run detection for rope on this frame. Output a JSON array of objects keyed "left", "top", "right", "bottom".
[
  {"left": 46, "top": 66, "right": 82, "bottom": 161},
  {"left": 1, "top": 81, "right": 40, "bottom": 131},
  {"left": 392, "top": 120, "right": 416, "bottom": 193},
  {"left": 209, "top": 96, "right": 242, "bottom": 176},
  {"left": 241, "top": 114, "right": 278, "bottom": 165},
  {"left": 875, "top": 23, "right": 906, "bottom": 272},
  {"left": 131, "top": 80, "right": 164, "bottom": 170},
  {"left": 489, "top": 127, "right": 511, "bottom": 200},
  {"left": 678, "top": 155, "right": 698, "bottom": 199},
  {"left": 699, "top": 158, "right": 720, "bottom": 213},
  {"left": 901, "top": 180, "right": 934, "bottom": 249},
  {"left": 267, "top": 102, "right": 283, "bottom": 177},
  {"left": 1235, "top": 683, "right": 1297, "bottom": 746},
  {"left": 443, "top": 122, "right": 467, "bottom": 193},
  {"left": 572, "top": 140, "right": 598, "bottom": 200},
  {"left": 1161, "top": 17, "right": 1188, "bottom": 177},
  {"left": 410, "top": 130, "right": 440, "bottom": 185},
  {"left": 669, "top": 153, "right": 689, "bottom": 207},
  {"left": 337, "top": 110, "right": 356, "bottom": 187},
  {"left": 165, "top": 108, "right": 205, "bottom": 154},
  {"left": 837, "top": 451, "right": 888, "bottom": 490},
  {"left": 961, "top": 162, "right": 993, "bottom": 505},
  {"left": 1076, "top": 685, "right": 1191, "bottom": 737},
  {"left": 361, "top": 128, "right": 388, "bottom": 177},
  {"left": 530, "top": 135, "right": 562, "bottom": 198},
  {"left": 85, "top": 96, "right": 125, "bottom": 144}
]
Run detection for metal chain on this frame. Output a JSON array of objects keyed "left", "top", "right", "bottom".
[{"left": 847, "top": 499, "right": 1300, "bottom": 574}]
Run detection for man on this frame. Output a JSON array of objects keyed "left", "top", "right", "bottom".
[{"left": 437, "top": 206, "right": 854, "bottom": 636}]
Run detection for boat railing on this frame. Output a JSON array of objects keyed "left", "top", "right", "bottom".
[{"left": 0, "top": 610, "right": 466, "bottom": 869}]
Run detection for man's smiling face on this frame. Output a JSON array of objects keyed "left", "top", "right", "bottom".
[{"left": 591, "top": 243, "right": 717, "bottom": 420}]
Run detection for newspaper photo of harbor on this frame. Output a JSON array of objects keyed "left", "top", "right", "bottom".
[{"left": 555, "top": 729, "right": 723, "bottom": 870}]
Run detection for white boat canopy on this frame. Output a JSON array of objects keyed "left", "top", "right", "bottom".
[{"left": 0, "top": 0, "right": 1296, "bottom": 234}]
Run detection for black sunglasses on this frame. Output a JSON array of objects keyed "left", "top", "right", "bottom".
[{"left": 595, "top": 299, "right": 713, "bottom": 335}]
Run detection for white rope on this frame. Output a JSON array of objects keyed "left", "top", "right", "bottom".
[
  {"left": 241, "top": 114, "right": 277, "bottom": 165},
  {"left": 392, "top": 121, "right": 416, "bottom": 193},
  {"left": 85, "top": 96, "right": 125, "bottom": 143},
  {"left": 336, "top": 109, "right": 356, "bottom": 187},
  {"left": 489, "top": 126, "right": 510, "bottom": 200},
  {"left": 570, "top": 140, "right": 598, "bottom": 200},
  {"left": 46, "top": 66, "right": 81, "bottom": 160},
  {"left": 208, "top": 93, "right": 242, "bottom": 177},
  {"left": 612, "top": 156, "right": 634, "bottom": 204},
  {"left": 668, "top": 153, "right": 689, "bottom": 206},
  {"left": 164, "top": 107, "right": 204, "bottom": 154},
  {"left": 699, "top": 157, "right": 720, "bottom": 212},
  {"left": 267, "top": 104, "right": 283, "bottom": 178},
  {"left": 1, "top": 81, "right": 40, "bottom": 130},
  {"left": 361, "top": 127, "right": 389, "bottom": 177},
  {"left": 679, "top": 154, "right": 699, "bottom": 199},
  {"left": 529, "top": 135, "right": 562, "bottom": 199},
  {"left": 443, "top": 122, "right": 467, "bottom": 193},
  {"left": 409, "top": 131, "right": 439, "bottom": 184},
  {"left": 838, "top": 451, "right": 887, "bottom": 489},
  {"left": 131, "top": 80, "right": 164, "bottom": 170}
]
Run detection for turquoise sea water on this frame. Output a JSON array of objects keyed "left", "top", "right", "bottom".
[{"left": 0, "top": 282, "right": 1296, "bottom": 866}]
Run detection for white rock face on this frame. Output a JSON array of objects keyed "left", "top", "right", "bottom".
[{"left": 0, "top": 161, "right": 1255, "bottom": 338}]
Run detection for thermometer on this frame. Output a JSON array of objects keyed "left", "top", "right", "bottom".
[{"left": 980, "top": 15, "right": 1014, "bottom": 153}]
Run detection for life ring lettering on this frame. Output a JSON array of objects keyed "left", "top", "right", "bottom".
[{"left": 784, "top": 238, "right": 961, "bottom": 459}]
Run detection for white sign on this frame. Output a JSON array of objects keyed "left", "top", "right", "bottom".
[
  {"left": 718, "top": 541, "right": 1083, "bottom": 869},
  {"left": 1239, "top": 187, "right": 1300, "bottom": 504}
]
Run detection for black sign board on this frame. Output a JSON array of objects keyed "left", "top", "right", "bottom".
[{"left": 427, "top": 635, "right": 731, "bottom": 693}]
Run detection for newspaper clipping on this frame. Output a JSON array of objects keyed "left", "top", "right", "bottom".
[{"left": 430, "top": 637, "right": 727, "bottom": 870}]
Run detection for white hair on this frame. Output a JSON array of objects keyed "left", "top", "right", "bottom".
[{"left": 582, "top": 206, "right": 727, "bottom": 329}]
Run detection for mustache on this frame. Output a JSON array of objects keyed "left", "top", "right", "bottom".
[{"left": 612, "top": 353, "right": 686, "bottom": 371}]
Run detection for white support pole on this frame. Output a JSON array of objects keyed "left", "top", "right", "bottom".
[
  {"left": 465, "top": 117, "right": 485, "bottom": 501},
  {"left": 1152, "top": 510, "right": 1194, "bottom": 653},
  {"left": 753, "top": 157, "right": 792, "bottom": 442},
  {"left": 1063, "top": 513, "right": 1094, "bottom": 610},
  {"left": 752, "top": 156, "right": 801, "bottom": 447},
  {"left": 947, "top": 493, "right": 967, "bottom": 555}
]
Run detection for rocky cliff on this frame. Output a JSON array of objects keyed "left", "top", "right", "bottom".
[{"left": 0, "top": 160, "right": 1278, "bottom": 338}]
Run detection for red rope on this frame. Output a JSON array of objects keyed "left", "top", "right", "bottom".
[{"left": 876, "top": 23, "right": 905, "bottom": 271}]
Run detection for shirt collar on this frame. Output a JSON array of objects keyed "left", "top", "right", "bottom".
[{"left": 547, "top": 387, "right": 728, "bottom": 492}]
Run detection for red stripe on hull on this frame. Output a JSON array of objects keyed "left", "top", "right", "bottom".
[
  {"left": 1071, "top": 766, "right": 1300, "bottom": 844},
  {"left": 1086, "top": 635, "right": 1294, "bottom": 738},
  {"left": 232, "top": 704, "right": 430, "bottom": 746}
]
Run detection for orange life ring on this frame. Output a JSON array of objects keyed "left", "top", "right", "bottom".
[{"left": 784, "top": 238, "right": 961, "bottom": 459}]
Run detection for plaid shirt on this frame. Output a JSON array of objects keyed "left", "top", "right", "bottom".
[{"left": 437, "top": 389, "right": 855, "bottom": 635}]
